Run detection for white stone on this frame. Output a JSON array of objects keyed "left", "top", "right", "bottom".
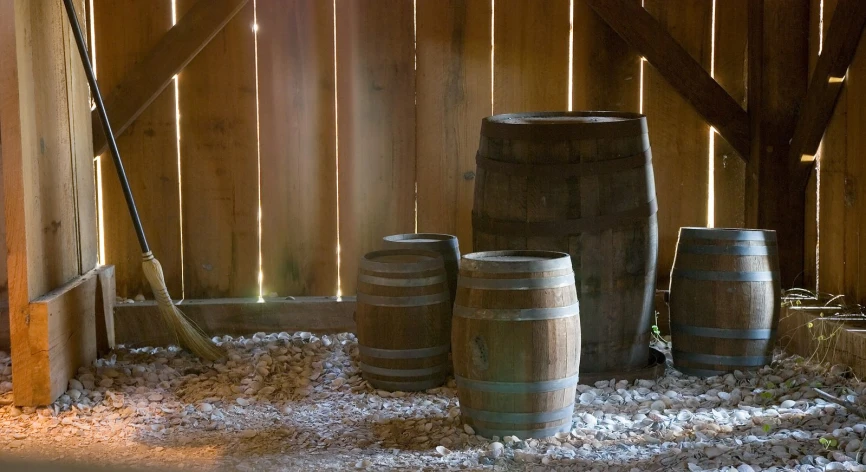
[
  {"left": 736, "top": 465, "right": 756, "bottom": 472},
  {"left": 463, "top": 424, "right": 475, "bottom": 435},
  {"left": 236, "top": 398, "right": 250, "bottom": 406},
  {"left": 780, "top": 400, "right": 796, "bottom": 409},
  {"left": 435, "top": 446, "right": 450, "bottom": 456},
  {"left": 489, "top": 442, "right": 504, "bottom": 458}
]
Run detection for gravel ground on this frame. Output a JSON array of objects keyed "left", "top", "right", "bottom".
[{"left": 0, "top": 332, "right": 865, "bottom": 471}]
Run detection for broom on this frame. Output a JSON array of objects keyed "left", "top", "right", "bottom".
[{"left": 62, "top": 0, "right": 222, "bottom": 360}]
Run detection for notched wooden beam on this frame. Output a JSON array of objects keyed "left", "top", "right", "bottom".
[
  {"left": 789, "top": 0, "right": 866, "bottom": 188},
  {"left": 91, "top": 0, "right": 250, "bottom": 156},
  {"left": 585, "top": 0, "right": 751, "bottom": 160}
]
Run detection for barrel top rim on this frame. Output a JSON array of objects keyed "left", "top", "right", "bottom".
[
  {"left": 680, "top": 227, "right": 776, "bottom": 233},
  {"left": 383, "top": 233, "right": 458, "bottom": 244},
  {"left": 481, "top": 112, "right": 648, "bottom": 140},
  {"left": 485, "top": 111, "right": 646, "bottom": 124},
  {"left": 463, "top": 250, "right": 571, "bottom": 262}
]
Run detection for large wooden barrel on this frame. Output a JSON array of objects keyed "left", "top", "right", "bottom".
[
  {"left": 383, "top": 233, "right": 460, "bottom": 305},
  {"left": 669, "top": 228, "right": 781, "bottom": 377},
  {"left": 452, "top": 251, "right": 581, "bottom": 439},
  {"left": 472, "top": 112, "right": 657, "bottom": 377},
  {"left": 355, "top": 249, "right": 451, "bottom": 391}
]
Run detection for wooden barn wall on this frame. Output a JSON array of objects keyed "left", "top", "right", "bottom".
[
  {"left": 91, "top": 0, "right": 749, "bottom": 299},
  {"left": 806, "top": 0, "right": 866, "bottom": 304}
]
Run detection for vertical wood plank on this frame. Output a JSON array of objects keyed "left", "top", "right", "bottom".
[
  {"left": 842, "top": 30, "right": 866, "bottom": 301},
  {"left": 415, "top": 0, "right": 492, "bottom": 252},
  {"left": 257, "top": 0, "right": 338, "bottom": 296},
  {"left": 803, "top": 0, "right": 822, "bottom": 290},
  {"left": 336, "top": 0, "right": 416, "bottom": 295},
  {"left": 572, "top": 0, "right": 641, "bottom": 112},
  {"left": 642, "top": 0, "right": 713, "bottom": 286},
  {"left": 177, "top": 1, "right": 259, "bottom": 298},
  {"left": 712, "top": 0, "right": 747, "bottom": 229},
  {"left": 94, "top": 0, "right": 181, "bottom": 299},
  {"left": 493, "top": 0, "right": 570, "bottom": 113}
]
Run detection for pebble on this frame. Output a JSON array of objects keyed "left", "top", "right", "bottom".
[
  {"left": 488, "top": 442, "right": 504, "bottom": 458},
  {"left": 463, "top": 424, "right": 475, "bottom": 435},
  {"left": 236, "top": 398, "right": 250, "bottom": 407},
  {"left": 435, "top": 446, "right": 451, "bottom": 456}
]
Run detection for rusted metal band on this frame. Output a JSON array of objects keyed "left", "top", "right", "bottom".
[
  {"left": 360, "top": 362, "right": 449, "bottom": 377},
  {"left": 676, "top": 244, "right": 775, "bottom": 256},
  {"left": 671, "top": 324, "right": 775, "bottom": 340},
  {"left": 460, "top": 403, "right": 575, "bottom": 424},
  {"left": 475, "top": 150, "right": 651, "bottom": 178},
  {"left": 473, "top": 199, "right": 657, "bottom": 237},
  {"left": 460, "top": 250, "right": 572, "bottom": 273},
  {"left": 671, "top": 269, "right": 779, "bottom": 282},
  {"left": 457, "top": 273, "right": 575, "bottom": 291},
  {"left": 453, "top": 303, "right": 580, "bottom": 321},
  {"left": 358, "top": 344, "right": 450, "bottom": 359},
  {"left": 678, "top": 228, "right": 777, "bottom": 242},
  {"left": 480, "top": 112, "right": 648, "bottom": 141},
  {"left": 357, "top": 292, "right": 449, "bottom": 307},
  {"left": 455, "top": 373, "right": 579, "bottom": 393},
  {"left": 366, "top": 377, "right": 445, "bottom": 391},
  {"left": 360, "top": 249, "right": 444, "bottom": 273},
  {"left": 358, "top": 274, "right": 446, "bottom": 287}
]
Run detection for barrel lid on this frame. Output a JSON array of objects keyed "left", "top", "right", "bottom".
[
  {"left": 678, "top": 227, "right": 777, "bottom": 242},
  {"left": 481, "top": 111, "right": 648, "bottom": 141},
  {"left": 461, "top": 250, "right": 572, "bottom": 273},
  {"left": 383, "top": 233, "right": 459, "bottom": 248},
  {"left": 361, "top": 249, "right": 444, "bottom": 272}
]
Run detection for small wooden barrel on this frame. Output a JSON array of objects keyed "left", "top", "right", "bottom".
[
  {"left": 452, "top": 251, "right": 581, "bottom": 439},
  {"left": 356, "top": 249, "right": 451, "bottom": 391},
  {"left": 669, "top": 228, "right": 781, "bottom": 377},
  {"left": 472, "top": 112, "right": 657, "bottom": 377},
  {"left": 383, "top": 233, "right": 460, "bottom": 305}
]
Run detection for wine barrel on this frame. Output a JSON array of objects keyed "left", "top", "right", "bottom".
[
  {"left": 383, "top": 233, "right": 460, "bottom": 305},
  {"left": 452, "top": 251, "right": 581, "bottom": 439},
  {"left": 472, "top": 112, "right": 657, "bottom": 377},
  {"left": 356, "top": 249, "right": 451, "bottom": 391},
  {"left": 669, "top": 228, "right": 781, "bottom": 377}
]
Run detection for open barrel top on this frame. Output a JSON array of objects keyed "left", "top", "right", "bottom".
[
  {"left": 461, "top": 250, "right": 572, "bottom": 273},
  {"left": 481, "top": 111, "right": 648, "bottom": 140},
  {"left": 678, "top": 227, "right": 778, "bottom": 242},
  {"left": 383, "top": 233, "right": 459, "bottom": 247}
]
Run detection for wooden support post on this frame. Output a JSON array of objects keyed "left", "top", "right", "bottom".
[
  {"left": 91, "top": 0, "right": 250, "bottom": 156},
  {"left": 114, "top": 297, "right": 356, "bottom": 347},
  {"left": 746, "top": 0, "right": 809, "bottom": 287},
  {"left": 584, "top": 0, "right": 751, "bottom": 160},
  {"left": 789, "top": 0, "right": 866, "bottom": 189}
]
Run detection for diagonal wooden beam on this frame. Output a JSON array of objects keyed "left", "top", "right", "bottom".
[
  {"left": 585, "top": 0, "right": 751, "bottom": 161},
  {"left": 790, "top": 0, "right": 866, "bottom": 188},
  {"left": 91, "top": 0, "right": 249, "bottom": 156}
]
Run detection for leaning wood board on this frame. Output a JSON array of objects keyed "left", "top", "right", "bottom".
[
  {"left": 335, "top": 0, "right": 416, "bottom": 295},
  {"left": 415, "top": 0, "right": 492, "bottom": 253},
  {"left": 712, "top": 0, "right": 748, "bottom": 229},
  {"left": 177, "top": 1, "right": 259, "bottom": 298},
  {"left": 493, "top": 0, "right": 570, "bottom": 113},
  {"left": 642, "top": 0, "right": 712, "bottom": 289},
  {"left": 572, "top": 0, "right": 641, "bottom": 112},
  {"left": 257, "top": 0, "right": 338, "bottom": 296},
  {"left": 93, "top": 0, "right": 182, "bottom": 298}
]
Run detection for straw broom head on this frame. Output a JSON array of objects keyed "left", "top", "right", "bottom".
[{"left": 141, "top": 252, "right": 223, "bottom": 361}]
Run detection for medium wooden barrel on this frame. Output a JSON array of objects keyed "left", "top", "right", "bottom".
[
  {"left": 472, "top": 112, "right": 657, "bottom": 377},
  {"left": 356, "top": 249, "right": 451, "bottom": 391},
  {"left": 383, "top": 233, "right": 460, "bottom": 305},
  {"left": 452, "top": 251, "right": 581, "bottom": 439},
  {"left": 669, "top": 228, "right": 781, "bottom": 377}
]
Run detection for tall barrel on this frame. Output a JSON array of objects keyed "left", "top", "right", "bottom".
[
  {"left": 383, "top": 233, "right": 460, "bottom": 305},
  {"left": 472, "top": 112, "right": 657, "bottom": 376},
  {"left": 452, "top": 251, "right": 581, "bottom": 439},
  {"left": 669, "top": 228, "right": 781, "bottom": 377},
  {"left": 356, "top": 249, "right": 451, "bottom": 391}
]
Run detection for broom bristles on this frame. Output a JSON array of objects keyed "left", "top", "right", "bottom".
[{"left": 141, "top": 252, "right": 223, "bottom": 361}]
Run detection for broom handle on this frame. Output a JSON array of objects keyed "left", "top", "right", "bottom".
[{"left": 62, "top": 0, "right": 151, "bottom": 254}]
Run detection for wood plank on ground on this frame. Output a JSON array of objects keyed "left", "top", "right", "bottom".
[
  {"left": 493, "top": 0, "right": 570, "bottom": 113},
  {"left": 572, "top": 0, "right": 641, "bottom": 112},
  {"left": 642, "top": 0, "right": 713, "bottom": 288},
  {"left": 415, "top": 0, "right": 492, "bottom": 253},
  {"left": 335, "top": 0, "right": 416, "bottom": 295},
  {"left": 177, "top": 1, "right": 259, "bottom": 298},
  {"left": 779, "top": 304, "right": 866, "bottom": 379},
  {"left": 712, "top": 0, "right": 747, "bottom": 229},
  {"left": 94, "top": 0, "right": 182, "bottom": 299},
  {"left": 114, "top": 297, "right": 357, "bottom": 347},
  {"left": 257, "top": 0, "right": 338, "bottom": 297}
]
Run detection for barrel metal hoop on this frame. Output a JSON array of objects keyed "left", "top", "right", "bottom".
[
  {"left": 475, "top": 150, "right": 650, "bottom": 178},
  {"left": 453, "top": 303, "right": 580, "bottom": 321},
  {"left": 472, "top": 423, "right": 572, "bottom": 440},
  {"left": 454, "top": 373, "right": 579, "bottom": 393},
  {"left": 671, "top": 324, "right": 776, "bottom": 340},
  {"left": 358, "top": 344, "right": 450, "bottom": 359},
  {"left": 678, "top": 228, "right": 777, "bottom": 242},
  {"left": 358, "top": 274, "right": 446, "bottom": 287},
  {"left": 671, "top": 270, "right": 779, "bottom": 282},
  {"left": 359, "top": 362, "right": 449, "bottom": 377},
  {"left": 457, "top": 274, "right": 575, "bottom": 291},
  {"left": 357, "top": 292, "right": 449, "bottom": 307},
  {"left": 672, "top": 350, "right": 771, "bottom": 367},
  {"left": 675, "top": 366, "right": 729, "bottom": 378},
  {"left": 676, "top": 245, "right": 774, "bottom": 256},
  {"left": 366, "top": 377, "right": 445, "bottom": 391},
  {"left": 461, "top": 403, "right": 575, "bottom": 424},
  {"left": 472, "top": 199, "right": 657, "bottom": 237},
  {"left": 460, "top": 251, "right": 573, "bottom": 273}
]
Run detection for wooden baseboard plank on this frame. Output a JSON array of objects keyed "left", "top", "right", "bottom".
[
  {"left": 114, "top": 297, "right": 357, "bottom": 347},
  {"left": 778, "top": 304, "right": 866, "bottom": 379}
]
